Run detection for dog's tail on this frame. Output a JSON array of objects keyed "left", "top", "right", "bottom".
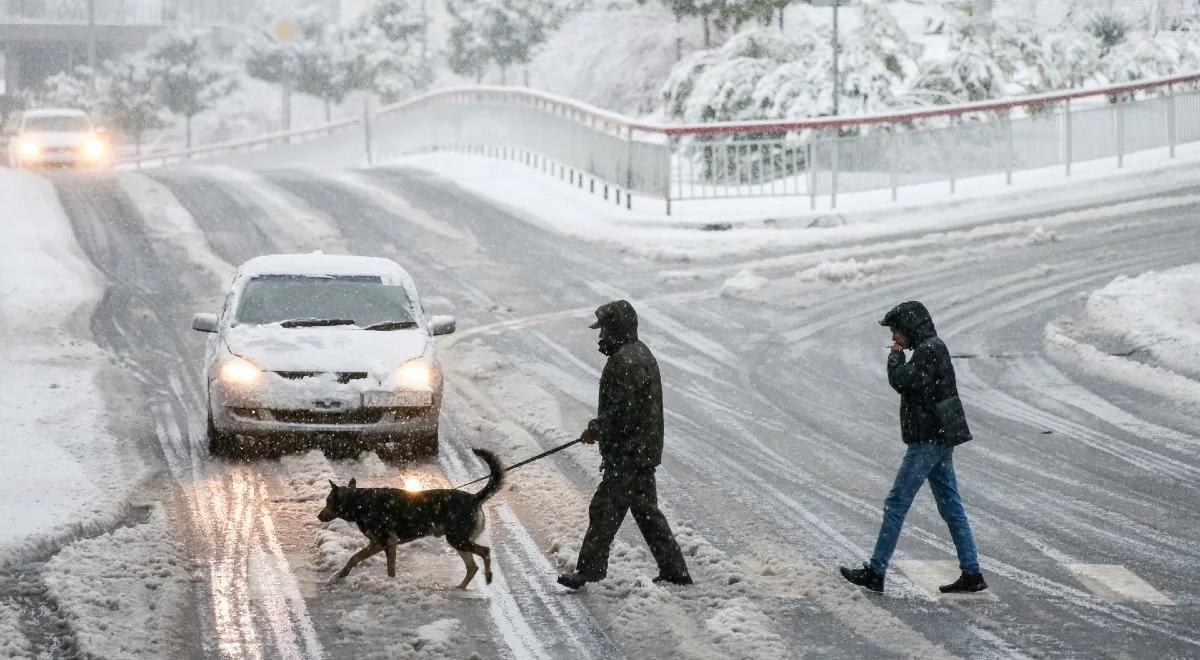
[{"left": 471, "top": 448, "right": 505, "bottom": 503}]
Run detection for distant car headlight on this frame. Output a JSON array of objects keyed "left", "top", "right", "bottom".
[
  {"left": 18, "top": 139, "right": 41, "bottom": 159},
  {"left": 219, "top": 356, "right": 262, "bottom": 384},
  {"left": 82, "top": 137, "right": 106, "bottom": 160},
  {"left": 396, "top": 361, "right": 433, "bottom": 389}
]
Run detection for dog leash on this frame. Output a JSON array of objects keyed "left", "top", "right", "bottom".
[{"left": 454, "top": 438, "right": 582, "bottom": 489}]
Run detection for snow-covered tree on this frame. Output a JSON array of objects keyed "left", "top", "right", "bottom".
[
  {"left": 144, "top": 29, "right": 237, "bottom": 147},
  {"left": 357, "top": 0, "right": 432, "bottom": 102},
  {"left": 447, "top": 0, "right": 548, "bottom": 84},
  {"left": 103, "top": 56, "right": 169, "bottom": 154},
  {"left": 40, "top": 68, "right": 102, "bottom": 115}
]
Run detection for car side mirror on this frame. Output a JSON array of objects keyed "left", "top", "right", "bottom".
[
  {"left": 429, "top": 315, "right": 456, "bottom": 336},
  {"left": 192, "top": 313, "right": 219, "bottom": 333}
]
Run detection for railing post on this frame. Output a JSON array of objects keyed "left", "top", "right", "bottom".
[
  {"left": 807, "top": 141, "right": 816, "bottom": 211},
  {"left": 889, "top": 132, "right": 898, "bottom": 202},
  {"left": 1064, "top": 98, "right": 1073, "bottom": 177},
  {"left": 830, "top": 134, "right": 839, "bottom": 210},
  {"left": 1005, "top": 111, "right": 1014, "bottom": 185},
  {"left": 1168, "top": 83, "right": 1177, "bottom": 159},
  {"left": 625, "top": 126, "right": 634, "bottom": 211},
  {"left": 665, "top": 135, "right": 676, "bottom": 216},
  {"left": 1116, "top": 104, "right": 1125, "bottom": 168}
]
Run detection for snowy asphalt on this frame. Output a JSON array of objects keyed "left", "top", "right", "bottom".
[{"left": 41, "top": 165, "right": 1200, "bottom": 658}]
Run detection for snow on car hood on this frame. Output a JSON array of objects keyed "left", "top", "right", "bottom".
[
  {"left": 225, "top": 324, "right": 429, "bottom": 375},
  {"left": 21, "top": 131, "right": 91, "bottom": 148}
]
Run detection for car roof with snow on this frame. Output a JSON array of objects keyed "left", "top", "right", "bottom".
[
  {"left": 23, "top": 108, "right": 89, "bottom": 118},
  {"left": 237, "top": 254, "right": 413, "bottom": 281}
]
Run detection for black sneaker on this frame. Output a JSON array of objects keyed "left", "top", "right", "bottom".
[
  {"left": 557, "top": 572, "right": 600, "bottom": 590},
  {"left": 939, "top": 572, "right": 988, "bottom": 593},
  {"left": 839, "top": 563, "right": 884, "bottom": 593},
  {"left": 653, "top": 573, "right": 694, "bottom": 586}
]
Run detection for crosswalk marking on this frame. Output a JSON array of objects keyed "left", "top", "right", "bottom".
[
  {"left": 1066, "top": 564, "right": 1174, "bottom": 605},
  {"left": 893, "top": 560, "right": 999, "bottom": 601}
]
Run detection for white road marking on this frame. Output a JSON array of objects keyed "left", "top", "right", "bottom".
[
  {"left": 1066, "top": 564, "right": 1175, "bottom": 605},
  {"left": 894, "top": 560, "right": 999, "bottom": 601}
]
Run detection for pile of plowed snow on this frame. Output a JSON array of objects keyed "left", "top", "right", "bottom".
[{"left": 1045, "top": 264, "right": 1200, "bottom": 407}]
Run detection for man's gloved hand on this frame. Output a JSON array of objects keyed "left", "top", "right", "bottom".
[{"left": 580, "top": 428, "right": 596, "bottom": 444}]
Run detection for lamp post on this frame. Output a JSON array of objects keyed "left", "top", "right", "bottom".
[{"left": 831, "top": 0, "right": 840, "bottom": 117}]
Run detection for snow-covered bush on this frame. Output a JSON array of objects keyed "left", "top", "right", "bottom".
[
  {"left": 663, "top": 5, "right": 921, "bottom": 123},
  {"left": 525, "top": 3, "right": 701, "bottom": 115}
]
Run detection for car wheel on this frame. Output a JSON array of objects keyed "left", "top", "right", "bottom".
[{"left": 207, "top": 412, "right": 236, "bottom": 458}]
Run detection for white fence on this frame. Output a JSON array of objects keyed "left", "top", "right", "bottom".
[{"left": 118, "top": 72, "right": 1200, "bottom": 214}]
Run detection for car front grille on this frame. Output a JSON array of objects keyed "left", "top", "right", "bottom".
[
  {"left": 273, "top": 371, "right": 369, "bottom": 384},
  {"left": 268, "top": 409, "right": 385, "bottom": 425}
]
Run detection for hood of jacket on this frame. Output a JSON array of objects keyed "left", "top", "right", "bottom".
[
  {"left": 593, "top": 300, "right": 639, "bottom": 348},
  {"left": 880, "top": 301, "right": 937, "bottom": 344}
]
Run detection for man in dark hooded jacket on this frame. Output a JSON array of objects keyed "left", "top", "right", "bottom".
[
  {"left": 558, "top": 300, "right": 692, "bottom": 589},
  {"left": 840, "top": 301, "right": 987, "bottom": 594}
]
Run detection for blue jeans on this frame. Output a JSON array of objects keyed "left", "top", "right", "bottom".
[{"left": 869, "top": 443, "right": 980, "bottom": 576}]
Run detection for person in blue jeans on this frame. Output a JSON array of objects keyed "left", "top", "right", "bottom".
[{"left": 840, "top": 301, "right": 988, "bottom": 594}]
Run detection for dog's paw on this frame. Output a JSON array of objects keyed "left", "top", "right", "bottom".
[{"left": 485, "top": 572, "right": 493, "bottom": 585}]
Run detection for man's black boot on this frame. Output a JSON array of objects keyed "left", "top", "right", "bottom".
[
  {"left": 939, "top": 571, "right": 988, "bottom": 593},
  {"left": 557, "top": 572, "right": 600, "bottom": 590},
  {"left": 653, "top": 573, "right": 693, "bottom": 586},
  {"left": 839, "top": 563, "right": 884, "bottom": 593}
]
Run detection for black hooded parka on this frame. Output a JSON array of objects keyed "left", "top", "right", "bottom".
[{"left": 881, "top": 301, "right": 973, "bottom": 446}]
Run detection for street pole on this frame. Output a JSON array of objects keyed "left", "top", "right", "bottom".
[
  {"left": 831, "top": 0, "right": 840, "bottom": 117},
  {"left": 87, "top": 0, "right": 97, "bottom": 90},
  {"left": 421, "top": 0, "right": 428, "bottom": 58}
]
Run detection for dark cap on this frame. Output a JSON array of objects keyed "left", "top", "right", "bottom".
[{"left": 589, "top": 299, "right": 637, "bottom": 330}]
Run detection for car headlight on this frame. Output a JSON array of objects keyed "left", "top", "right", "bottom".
[
  {"left": 219, "top": 356, "right": 262, "bottom": 384},
  {"left": 82, "top": 137, "right": 106, "bottom": 160},
  {"left": 18, "top": 139, "right": 41, "bottom": 159},
  {"left": 396, "top": 361, "right": 433, "bottom": 389}
]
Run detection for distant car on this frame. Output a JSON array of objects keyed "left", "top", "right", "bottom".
[
  {"left": 5, "top": 108, "right": 111, "bottom": 169},
  {"left": 192, "top": 254, "right": 456, "bottom": 458}
]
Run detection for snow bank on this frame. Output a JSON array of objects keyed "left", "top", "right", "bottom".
[
  {"left": 1075, "top": 265, "right": 1200, "bottom": 382},
  {"left": 393, "top": 140, "right": 1200, "bottom": 265},
  {"left": 721, "top": 270, "right": 769, "bottom": 298},
  {"left": 41, "top": 506, "right": 191, "bottom": 660},
  {"left": 0, "top": 170, "right": 151, "bottom": 563},
  {"left": 0, "top": 600, "right": 33, "bottom": 660},
  {"left": 1045, "top": 264, "right": 1200, "bottom": 416}
]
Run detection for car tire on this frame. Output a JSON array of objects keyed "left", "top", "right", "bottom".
[{"left": 207, "top": 411, "right": 237, "bottom": 458}]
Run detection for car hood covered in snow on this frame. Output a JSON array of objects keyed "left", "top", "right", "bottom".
[
  {"left": 224, "top": 324, "right": 430, "bottom": 374},
  {"left": 20, "top": 131, "right": 91, "bottom": 148}
]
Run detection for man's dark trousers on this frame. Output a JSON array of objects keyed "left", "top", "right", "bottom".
[{"left": 576, "top": 467, "right": 689, "bottom": 579}]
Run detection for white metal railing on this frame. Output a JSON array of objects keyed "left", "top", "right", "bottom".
[
  {"left": 117, "top": 72, "right": 1200, "bottom": 214},
  {"left": 371, "top": 73, "right": 1200, "bottom": 213}
]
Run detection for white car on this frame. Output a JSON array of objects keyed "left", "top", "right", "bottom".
[
  {"left": 192, "top": 254, "right": 456, "bottom": 458},
  {"left": 5, "top": 108, "right": 110, "bottom": 169}
]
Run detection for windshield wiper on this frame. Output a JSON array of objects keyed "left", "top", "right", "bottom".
[
  {"left": 362, "top": 320, "right": 419, "bottom": 331},
  {"left": 279, "top": 318, "right": 356, "bottom": 328}
]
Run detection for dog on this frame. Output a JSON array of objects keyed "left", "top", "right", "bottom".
[{"left": 318, "top": 448, "right": 504, "bottom": 588}]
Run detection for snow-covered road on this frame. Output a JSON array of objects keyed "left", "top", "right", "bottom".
[{"left": 9, "top": 161, "right": 1199, "bottom": 658}]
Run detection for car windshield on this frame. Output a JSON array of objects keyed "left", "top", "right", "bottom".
[
  {"left": 235, "top": 274, "right": 416, "bottom": 328},
  {"left": 23, "top": 114, "right": 90, "bottom": 132}
]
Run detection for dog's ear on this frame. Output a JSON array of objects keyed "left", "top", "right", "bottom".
[
  {"left": 348, "top": 478, "right": 357, "bottom": 489},
  {"left": 328, "top": 479, "right": 338, "bottom": 491}
]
